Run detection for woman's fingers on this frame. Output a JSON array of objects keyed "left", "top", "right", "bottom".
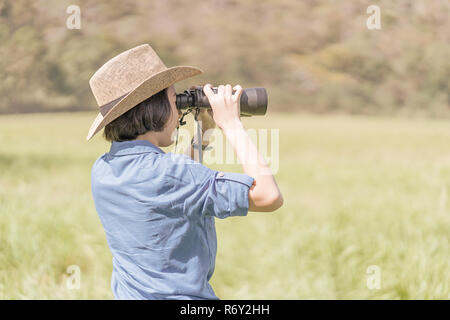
[
  {"left": 225, "top": 84, "right": 232, "bottom": 100},
  {"left": 217, "top": 84, "right": 225, "bottom": 96},
  {"left": 232, "top": 84, "right": 243, "bottom": 102},
  {"left": 198, "top": 108, "right": 216, "bottom": 130},
  {"left": 203, "top": 83, "right": 214, "bottom": 98},
  {"left": 204, "top": 83, "right": 242, "bottom": 106},
  {"left": 199, "top": 106, "right": 213, "bottom": 117},
  {"left": 232, "top": 84, "right": 242, "bottom": 93}
]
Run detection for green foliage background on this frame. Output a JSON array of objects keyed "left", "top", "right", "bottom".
[{"left": 0, "top": 0, "right": 449, "bottom": 116}]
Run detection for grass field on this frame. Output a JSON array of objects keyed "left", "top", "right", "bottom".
[{"left": 0, "top": 111, "right": 449, "bottom": 299}]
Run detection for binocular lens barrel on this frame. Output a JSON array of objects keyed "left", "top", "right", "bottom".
[{"left": 176, "top": 86, "right": 268, "bottom": 116}]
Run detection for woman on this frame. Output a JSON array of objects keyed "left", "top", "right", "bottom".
[{"left": 88, "top": 44, "right": 283, "bottom": 299}]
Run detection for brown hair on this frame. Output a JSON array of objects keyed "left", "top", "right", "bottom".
[{"left": 103, "top": 88, "right": 172, "bottom": 142}]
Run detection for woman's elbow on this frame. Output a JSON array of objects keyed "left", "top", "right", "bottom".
[
  {"left": 249, "top": 190, "right": 284, "bottom": 212},
  {"left": 268, "top": 191, "right": 284, "bottom": 211}
]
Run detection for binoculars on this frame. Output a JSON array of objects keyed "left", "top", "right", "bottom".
[{"left": 176, "top": 86, "right": 268, "bottom": 117}]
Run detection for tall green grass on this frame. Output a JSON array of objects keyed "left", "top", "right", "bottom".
[{"left": 0, "top": 111, "right": 449, "bottom": 299}]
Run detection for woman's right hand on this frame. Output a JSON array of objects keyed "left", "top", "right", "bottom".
[{"left": 203, "top": 83, "right": 244, "bottom": 130}]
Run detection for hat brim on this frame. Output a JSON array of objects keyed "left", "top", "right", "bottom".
[{"left": 86, "top": 65, "right": 202, "bottom": 141}]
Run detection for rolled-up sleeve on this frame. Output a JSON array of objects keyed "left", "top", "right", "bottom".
[
  {"left": 195, "top": 170, "right": 254, "bottom": 219},
  {"left": 161, "top": 153, "right": 255, "bottom": 220}
]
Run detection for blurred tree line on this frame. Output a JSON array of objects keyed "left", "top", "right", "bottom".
[{"left": 0, "top": 0, "right": 449, "bottom": 116}]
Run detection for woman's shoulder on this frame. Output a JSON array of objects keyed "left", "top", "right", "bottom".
[{"left": 157, "top": 152, "right": 216, "bottom": 185}]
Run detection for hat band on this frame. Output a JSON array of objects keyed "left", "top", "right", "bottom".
[{"left": 99, "top": 92, "right": 129, "bottom": 116}]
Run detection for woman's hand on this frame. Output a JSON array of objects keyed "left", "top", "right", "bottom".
[
  {"left": 198, "top": 108, "right": 216, "bottom": 133},
  {"left": 203, "top": 83, "right": 244, "bottom": 130},
  {"left": 187, "top": 85, "right": 216, "bottom": 133}
]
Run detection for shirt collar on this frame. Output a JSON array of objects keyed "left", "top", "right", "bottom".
[{"left": 109, "top": 139, "right": 165, "bottom": 156}]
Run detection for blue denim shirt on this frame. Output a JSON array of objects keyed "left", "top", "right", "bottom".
[{"left": 90, "top": 139, "right": 254, "bottom": 299}]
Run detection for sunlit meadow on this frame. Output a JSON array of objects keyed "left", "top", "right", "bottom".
[{"left": 0, "top": 111, "right": 449, "bottom": 299}]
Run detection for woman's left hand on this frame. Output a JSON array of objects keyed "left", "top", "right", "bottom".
[{"left": 198, "top": 108, "right": 216, "bottom": 133}]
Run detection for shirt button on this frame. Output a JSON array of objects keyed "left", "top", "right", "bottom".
[{"left": 218, "top": 172, "right": 224, "bottom": 177}]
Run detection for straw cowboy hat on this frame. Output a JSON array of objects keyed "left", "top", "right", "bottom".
[{"left": 86, "top": 44, "right": 203, "bottom": 141}]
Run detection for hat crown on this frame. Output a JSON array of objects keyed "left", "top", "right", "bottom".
[{"left": 89, "top": 44, "right": 167, "bottom": 106}]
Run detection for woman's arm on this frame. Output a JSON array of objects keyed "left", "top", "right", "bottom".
[
  {"left": 183, "top": 109, "right": 216, "bottom": 160},
  {"left": 203, "top": 84, "right": 283, "bottom": 212},
  {"left": 221, "top": 120, "right": 283, "bottom": 212}
]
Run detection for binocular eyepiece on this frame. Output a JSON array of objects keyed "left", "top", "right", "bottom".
[{"left": 176, "top": 86, "right": 268, "bottom": 117}]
